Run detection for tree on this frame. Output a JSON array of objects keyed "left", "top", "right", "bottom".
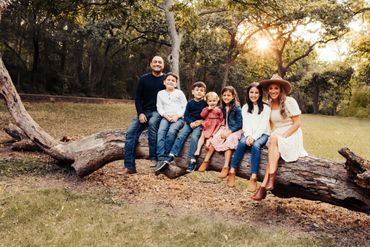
[{"left": 233, "top": 0, "right": 353, "bottom": 78}]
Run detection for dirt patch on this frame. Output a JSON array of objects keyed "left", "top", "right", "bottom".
[{"left": 1, "top": 141, "right": 369, "bottom": 246}]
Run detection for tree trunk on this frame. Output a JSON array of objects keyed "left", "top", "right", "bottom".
[
  {"left": 312, "top": 75, "right": 320, "bottom": 114},
  {"left": 163, "top": 0, "right": 182, "bottom": 89}
]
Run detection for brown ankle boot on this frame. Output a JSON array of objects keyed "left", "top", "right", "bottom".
[
  {"left": 227, "top": 172, "right": 236, "bottom": 187},
  {"left": 266, "top": 172, "right": 276, "bottom": 191},
  {"left": 219, "top": 166, "right": 229, "bottom": 178},
  {"left": 251, "top": 186, "right": 267, "bottom": 201},
  {"left": 247, "top": 177, "right": 257, "bottom": 192},
  {"left": 198, "top": 161, "right": 209, "bottom": 172}
]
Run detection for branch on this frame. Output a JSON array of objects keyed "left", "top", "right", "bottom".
[
  {"left": 197, "top": 8, "right": 227, "bottom": 16},
  {"left": 285, "top": 36, "right": 340, "bottom": 70}
]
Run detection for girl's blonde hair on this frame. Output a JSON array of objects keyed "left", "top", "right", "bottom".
[{"left": 205, "top": 91, "right": 219, "bottom": 102}]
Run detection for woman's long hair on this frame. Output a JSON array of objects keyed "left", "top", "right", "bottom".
[
  {"left": 221, "top": 86, "right": 240, "bottom": 109},
  {"left": 245, "top": 82, "right": 265, "bottom": 114}
]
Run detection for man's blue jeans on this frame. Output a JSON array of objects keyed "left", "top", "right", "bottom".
[
  {"left": 157, "top": 118, "right": 184, "bottom": 161},
  {"left": 170, "top": 124, "right": 202, "bottom": 160},
  {"left": 230, "top": 134, "right": 269, "bottom": 174},
  {"left": 124, "top": 111, "right": 161, "bottom": 170}
]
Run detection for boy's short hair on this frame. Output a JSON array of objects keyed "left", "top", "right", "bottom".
[
  {"left": 192, "top": 81, "right": 207, "bottom": 90},
  {"left": 165, "top": 72, "right": 179, "bottom": 81}
]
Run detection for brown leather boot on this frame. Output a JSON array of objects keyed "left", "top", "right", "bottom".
[
  {"left": 251, "top": 186, "right": 267, "bottom": 201},
  {"left": 266, "top": 172, "right": 276, "bottom": 191},
  {"left": 198, "top": 161, "right": 209, "bottom": 172},
  {"left": 219, "top": 166, "right": 229, "bottom": 178},
  {"left": 247, "top": 177, "right": 257, "bottom": 192},
  {"left": 227, "top": 172, "right": 236, "bottom": 187}
]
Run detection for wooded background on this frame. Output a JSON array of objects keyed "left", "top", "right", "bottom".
[{"left": 0, "top": 0, "right": 369, "bottom": 117}]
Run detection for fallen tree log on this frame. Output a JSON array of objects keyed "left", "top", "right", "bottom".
[{"left": 1, "top": 40, "right": 370, "bottom": 214}]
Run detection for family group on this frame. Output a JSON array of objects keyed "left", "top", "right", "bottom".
[{"left": 123, "top": 56, "right": 307, "bottom": 201}]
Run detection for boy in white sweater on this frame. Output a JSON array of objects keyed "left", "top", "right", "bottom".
[{"left": 155, "top": 72, "right": 187, "bottom": 171}]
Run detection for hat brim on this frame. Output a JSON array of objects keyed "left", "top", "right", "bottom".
[{"left": 260, "top": 79, "right": 292, "bottom": 95}]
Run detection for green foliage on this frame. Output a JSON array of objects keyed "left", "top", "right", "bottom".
[{"left": 341, "top": 86, "right": 370, "bottom": 118}]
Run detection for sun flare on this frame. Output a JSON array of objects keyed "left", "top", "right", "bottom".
[{"left": 257, "top": 38, "right": 270, "bottom": 50}]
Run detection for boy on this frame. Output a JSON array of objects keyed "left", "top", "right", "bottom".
[
  {"left": 167, "top": 81, "right": 208, "bottom": 172},
  {"left": 155, "top": 72, "right": 188, "bottom": 172}
]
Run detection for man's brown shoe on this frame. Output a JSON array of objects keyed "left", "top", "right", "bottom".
[
  {"left": 121, "top": 167, "right": 137, "bottom": 175},
  {"left": 219, "top": 166, "right": 229, "bottom": 178},
  {"left": 227, "top": 172, "right": 236, "bottom": 187},
  {"left": 198, "top": 161, "right": 209, "bottom": 172},
  {"left": 247, "top": 177, "right": 257, "bottom": 192}
]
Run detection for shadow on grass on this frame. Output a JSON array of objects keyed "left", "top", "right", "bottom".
[{"left": 0, "top": 158, "right": 74, "bottom": 177}]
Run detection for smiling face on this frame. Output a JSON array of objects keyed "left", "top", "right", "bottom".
[
  {"left": 222, "top": 90, "right": 235, "bottom": 105},
  {"left": 164, "top": 75, "right": 177, "bottom": 91},
  {"left": 268, "top": 83, "right": 281, "bottom": 100},
  {"left": 249, "top": 86, "right": 260, "bottom": 104},
  {"left": 150, "top": 56, "right": 164, "bottom": 76}
]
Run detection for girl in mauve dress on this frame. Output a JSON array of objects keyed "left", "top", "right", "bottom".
[
  {"left": 194, "top": 91, "right": 223, "bottom": 156},
  {"left": 198, "top": 86, "right": 243, "bottom": 178}
]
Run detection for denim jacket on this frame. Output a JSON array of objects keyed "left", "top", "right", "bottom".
[{"left": 222, "top": 105, "right": 242, "bottom": 132}]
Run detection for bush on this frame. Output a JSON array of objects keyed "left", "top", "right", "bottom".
[{"left": 341, "top": 86, "right": 370, "bottom": 118}]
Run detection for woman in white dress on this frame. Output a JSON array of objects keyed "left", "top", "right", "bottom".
[{"left": 252, "top": 74, "right": 308, "bottom": 201}]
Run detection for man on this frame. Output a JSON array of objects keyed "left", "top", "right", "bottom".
[{"left": 123, "top": 56, "right": 166, "bottom": 174}]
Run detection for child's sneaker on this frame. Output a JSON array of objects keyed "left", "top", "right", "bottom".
[
  {"left": 186, "top": 161, "right": 196, "bottom": 172},
  {"left": 168, "top": 153, "right": 175, "bottom": 162}
]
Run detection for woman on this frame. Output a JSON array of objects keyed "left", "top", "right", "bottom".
[{"left": 252, "top": 74, "right": 308, "bottom": 201}]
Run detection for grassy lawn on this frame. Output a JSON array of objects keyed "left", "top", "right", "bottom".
[
  {"left": 1, "top": 101, "right": 369, "bottom": 246},
  {"left": 0, "top": 186, "right": 320, "bottom": 247}
]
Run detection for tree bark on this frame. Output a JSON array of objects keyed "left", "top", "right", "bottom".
[{"left": 163, "top": 0, "right": 183, "bottom": 89}]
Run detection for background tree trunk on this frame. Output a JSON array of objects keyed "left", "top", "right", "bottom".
[{"left": 163, "top": 0, "right": 183, "bottom": 88}]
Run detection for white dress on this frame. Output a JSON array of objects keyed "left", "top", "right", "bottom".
[{"left": 270, "top": 97, "right": 308, "bottom": 162}]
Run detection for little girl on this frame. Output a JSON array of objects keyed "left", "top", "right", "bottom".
[
  {"left": 198, "top": 86, "right": 243, "bottom": 177},
  {"left": 227, "top": 82, "right": 271, "bottom": 190},
  {"left": 194, "top": 92, "right": 224, "bottom": 156}
]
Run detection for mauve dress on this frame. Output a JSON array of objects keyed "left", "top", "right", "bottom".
[{"left": 200, "top": 107, "right": 224, "bottom": 139}]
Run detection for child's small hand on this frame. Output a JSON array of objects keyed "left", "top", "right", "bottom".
[
  {"left": 190, "top": 122, "right": 196, "bottom": 129},
  {"left": 208, "top": 105, "right": 215, "bottom": 110},
  {"left": 221, "top": 129, "right": 232, "bottom": 139},
  {"left": 171, "top": 115, "right": 179, "bottom": 122},
  {"left": 246, "top": 136, "right": 254, "bottom": 146}
]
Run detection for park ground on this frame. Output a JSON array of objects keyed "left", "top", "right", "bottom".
[{"left": 0, "top": 102, "right": 370, "bottom": 247}]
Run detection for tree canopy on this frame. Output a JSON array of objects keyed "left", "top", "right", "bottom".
[{"left": 0, "top": 0, "right": 369, "bottom": 116}]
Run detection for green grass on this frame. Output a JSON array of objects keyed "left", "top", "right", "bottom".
[
  {"left": 0, "top": 188, "right": 321, "bottom": 247},
  {"left": 0, "top": 101, "right": 368, "bottom": 246},
  {"left": 301, "top": 114, "right": 370, "bottom": 160},
  {"left": 1, "top": 101, "right": 368, "bottom": 160}
]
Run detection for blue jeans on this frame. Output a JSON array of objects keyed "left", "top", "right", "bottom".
[
  {"left": 124, "top": 111, "right": 161, "bottom": 170},
  {"left": 170, "top": 124, "right": 202, "bottom": 160},
  {"left": 157, "top": 118, "right": 184, "bottom": 161},
  {"left": 230, "top": 134, "right": 269, "bottom": 174}
]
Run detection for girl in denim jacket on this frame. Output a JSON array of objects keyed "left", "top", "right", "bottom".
[{"left": 198, "top": 86, "right": 242, "bottom": 178}]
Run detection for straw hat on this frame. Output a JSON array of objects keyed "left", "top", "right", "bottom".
[{"left": 260, "top": 74, "right": 292, "bottom": 95}]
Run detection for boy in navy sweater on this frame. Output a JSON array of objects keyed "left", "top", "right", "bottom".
[{"left": 167, "top": 81, "right": 208, "bottom": 172}]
